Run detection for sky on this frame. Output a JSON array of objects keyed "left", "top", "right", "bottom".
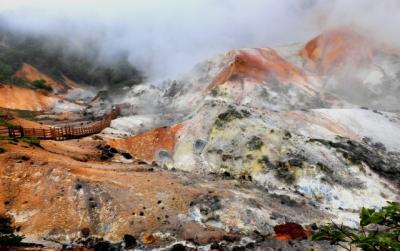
[{"left": 0, "top": 0, "right": 399, "bottom": 81}]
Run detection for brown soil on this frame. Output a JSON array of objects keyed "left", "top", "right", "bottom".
[
  {"left": 0, "top": 138, "right": 234, "bottom": 246},
  {"left": 9, "top": 117, "right": 50, "bottom": 129},
  {"left": 0, "top": 84, "right": 58, "bottom": 111}
]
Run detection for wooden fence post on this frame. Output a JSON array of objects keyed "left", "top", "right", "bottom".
[
  {"left": 2, "top": 108, "right": 120, "bottom": 141},
  {"left": 19, "top": 126, "right": 24, "bottom": 138}
]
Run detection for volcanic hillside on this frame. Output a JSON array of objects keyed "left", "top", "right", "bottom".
[
  {"left": 0, "top": 28, "right": 399, "bottom": 250},
  {"left": 110, "top": 28, "right": 400, "bottom": 228},
  {"left": 0, "top": 25, "right": 144, "bottom": 112}
]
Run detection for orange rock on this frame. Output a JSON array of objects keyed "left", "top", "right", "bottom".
[
  {"left": 141, "top": 232, "right": 157, "bottom": 245},
  {"left": 299, "top": 28, "right": 400, "bottom": 74},
  {"left": 109, "top": 123, "right": 183, "bottom": 163},
  {"left": 0, "top": 141, "right": 208, "bottom": 244},
  {"left": 0, "top": 84, "right": 58, "bottom": 111},
  {"left": 208, "top": 48, "right": 315, "bottom": 95},
  {"left": 273, "top": 223, "right": 310, "bottom": 241}
]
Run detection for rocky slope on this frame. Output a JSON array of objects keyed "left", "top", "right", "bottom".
[
  {"left": 0, "top": 28, "right": 399, "bottom": 250},
  {"left": 0, "top": 84, "right": 60, "bottom": 111},
  {"left": 0, "top": 62, "right": 91, "bottom": 112},
  {"left": 1, "top": 137, "right": 335, "bottom": 250},
  {"left": 110, "top": 27, "right": 400, "bottom": 233},
  {"left": 15, "top": 63, "right": 72, "bottom": 93}
]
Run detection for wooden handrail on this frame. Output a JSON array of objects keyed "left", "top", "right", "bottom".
[{"left": 0, "top": 106, "right": 121, "bottom": 141}]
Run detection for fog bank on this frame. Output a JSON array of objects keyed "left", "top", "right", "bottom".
[{"left": 0, "top": 0, "right": 399, "bottom": 81}]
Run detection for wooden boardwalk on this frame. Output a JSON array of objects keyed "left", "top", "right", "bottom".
[{"left": 0, "top": 107, "right": 120, "bottom": 141}]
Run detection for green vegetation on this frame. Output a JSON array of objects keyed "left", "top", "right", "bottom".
[
  {"left": 21, "top": 136, "right": 40, "bottom": 146},
  {"left": 0, "top": 216, "right": 24, "bottom": 247},
  {"left": 313, "top": 201, "right": 400, "bottom": 250},
  {"left": 14, "top": 110, "right": 39, "bottom": 121},
  {"left": 0, "top": 61, "right": 14, "bottom": 82},
  {"left": 0, "top": 25, "right": 144, "bottom": 92},
  {"left": 32, "top": 79, "right": 53, "bottom": 92},
  {"left": 0, "top": 114, "right": 12, "bottom": 127},
  {"left": 0, "top": 118, "right": 7, "bottom": 127},
  {"left": 0, "top": 109, "right": 40, "bottom": 122}
]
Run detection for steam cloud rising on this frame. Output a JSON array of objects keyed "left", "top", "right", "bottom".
[{"left": 1, "top": 0, "right": 400, "bottom": 81}]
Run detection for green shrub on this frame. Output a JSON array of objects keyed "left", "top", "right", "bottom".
[
  {"left": 0, "top": 116, "right": 12, "bottom": 127},
  {"left": 8, "top": 77, "right": 31, "bottom": 88},
  {"left": 0, "top": 118, "right": 6, "bottom": 127},
  {"left": 0, "top": 61, "right": 13, "bottom": 82},
  {"left": 0, "top": 216, "right": 24, "bottom": 247},
  {"left": 313, "top": 201, "right": 400, "bottom": 250},
  {"left": 15, "top": 110, "right": 39, "bottom": 121},
  {"left": 32, "top": 79, "right": 53, "bottom": 92},
  {"left": 0, "top": 233, "right": 23, "bottom": 247},
  {"left": 22, "top": 136, "right": 40, "bottom": 146}
]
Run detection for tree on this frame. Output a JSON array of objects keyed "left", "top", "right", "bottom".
[{"left": 313, "top": 202, "right": 400, "bottom": 251}]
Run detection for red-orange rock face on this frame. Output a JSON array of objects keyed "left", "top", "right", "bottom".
[
  {"left": 109, "top": 123, "right": 183, "bottom": 163},
  {"left": 208, "top": 48, "right": 316, "bottom": 95},
  {"left": 300, "top": 28, "right": 388, "bottom": 74},
  {"left": 274, "top": 223, "right": 311, "bottom": 241}
]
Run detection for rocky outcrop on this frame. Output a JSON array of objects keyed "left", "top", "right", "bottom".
[
  {"left": 300, "top": 28, "right": 375, "bottom": 74},
  {"left": 209, "top": 48, "right": 317, "bottom": 95},
  {"left": 274, "top": 223, "right": 311, "bottom": 241},
  {"left": 108, "top": 123, "right": 183, "bottom": 163}
]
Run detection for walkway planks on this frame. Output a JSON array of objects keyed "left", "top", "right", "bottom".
[{"left": 0, "top": 107, "right": 120, "bottom": 141}]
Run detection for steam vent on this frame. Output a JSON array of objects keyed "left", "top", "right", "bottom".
[{"left": 0, "top": 1, "right": 399, "bottom": 250}]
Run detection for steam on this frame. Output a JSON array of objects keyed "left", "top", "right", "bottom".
[{"left": 0, "top": 0, "right": 399, "bottom": 81}]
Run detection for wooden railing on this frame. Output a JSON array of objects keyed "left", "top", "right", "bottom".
[{"left": 0, "top": 107, "right": 120, "bottom": 141}]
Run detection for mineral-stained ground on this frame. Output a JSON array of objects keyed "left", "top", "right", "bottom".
[{"left": 1, "top": 28, "right": 400, "bottom": 250}]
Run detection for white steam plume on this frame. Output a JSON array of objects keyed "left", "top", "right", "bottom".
[{"left": 0, "top": 0, "right": 399, "bottom": 81}]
